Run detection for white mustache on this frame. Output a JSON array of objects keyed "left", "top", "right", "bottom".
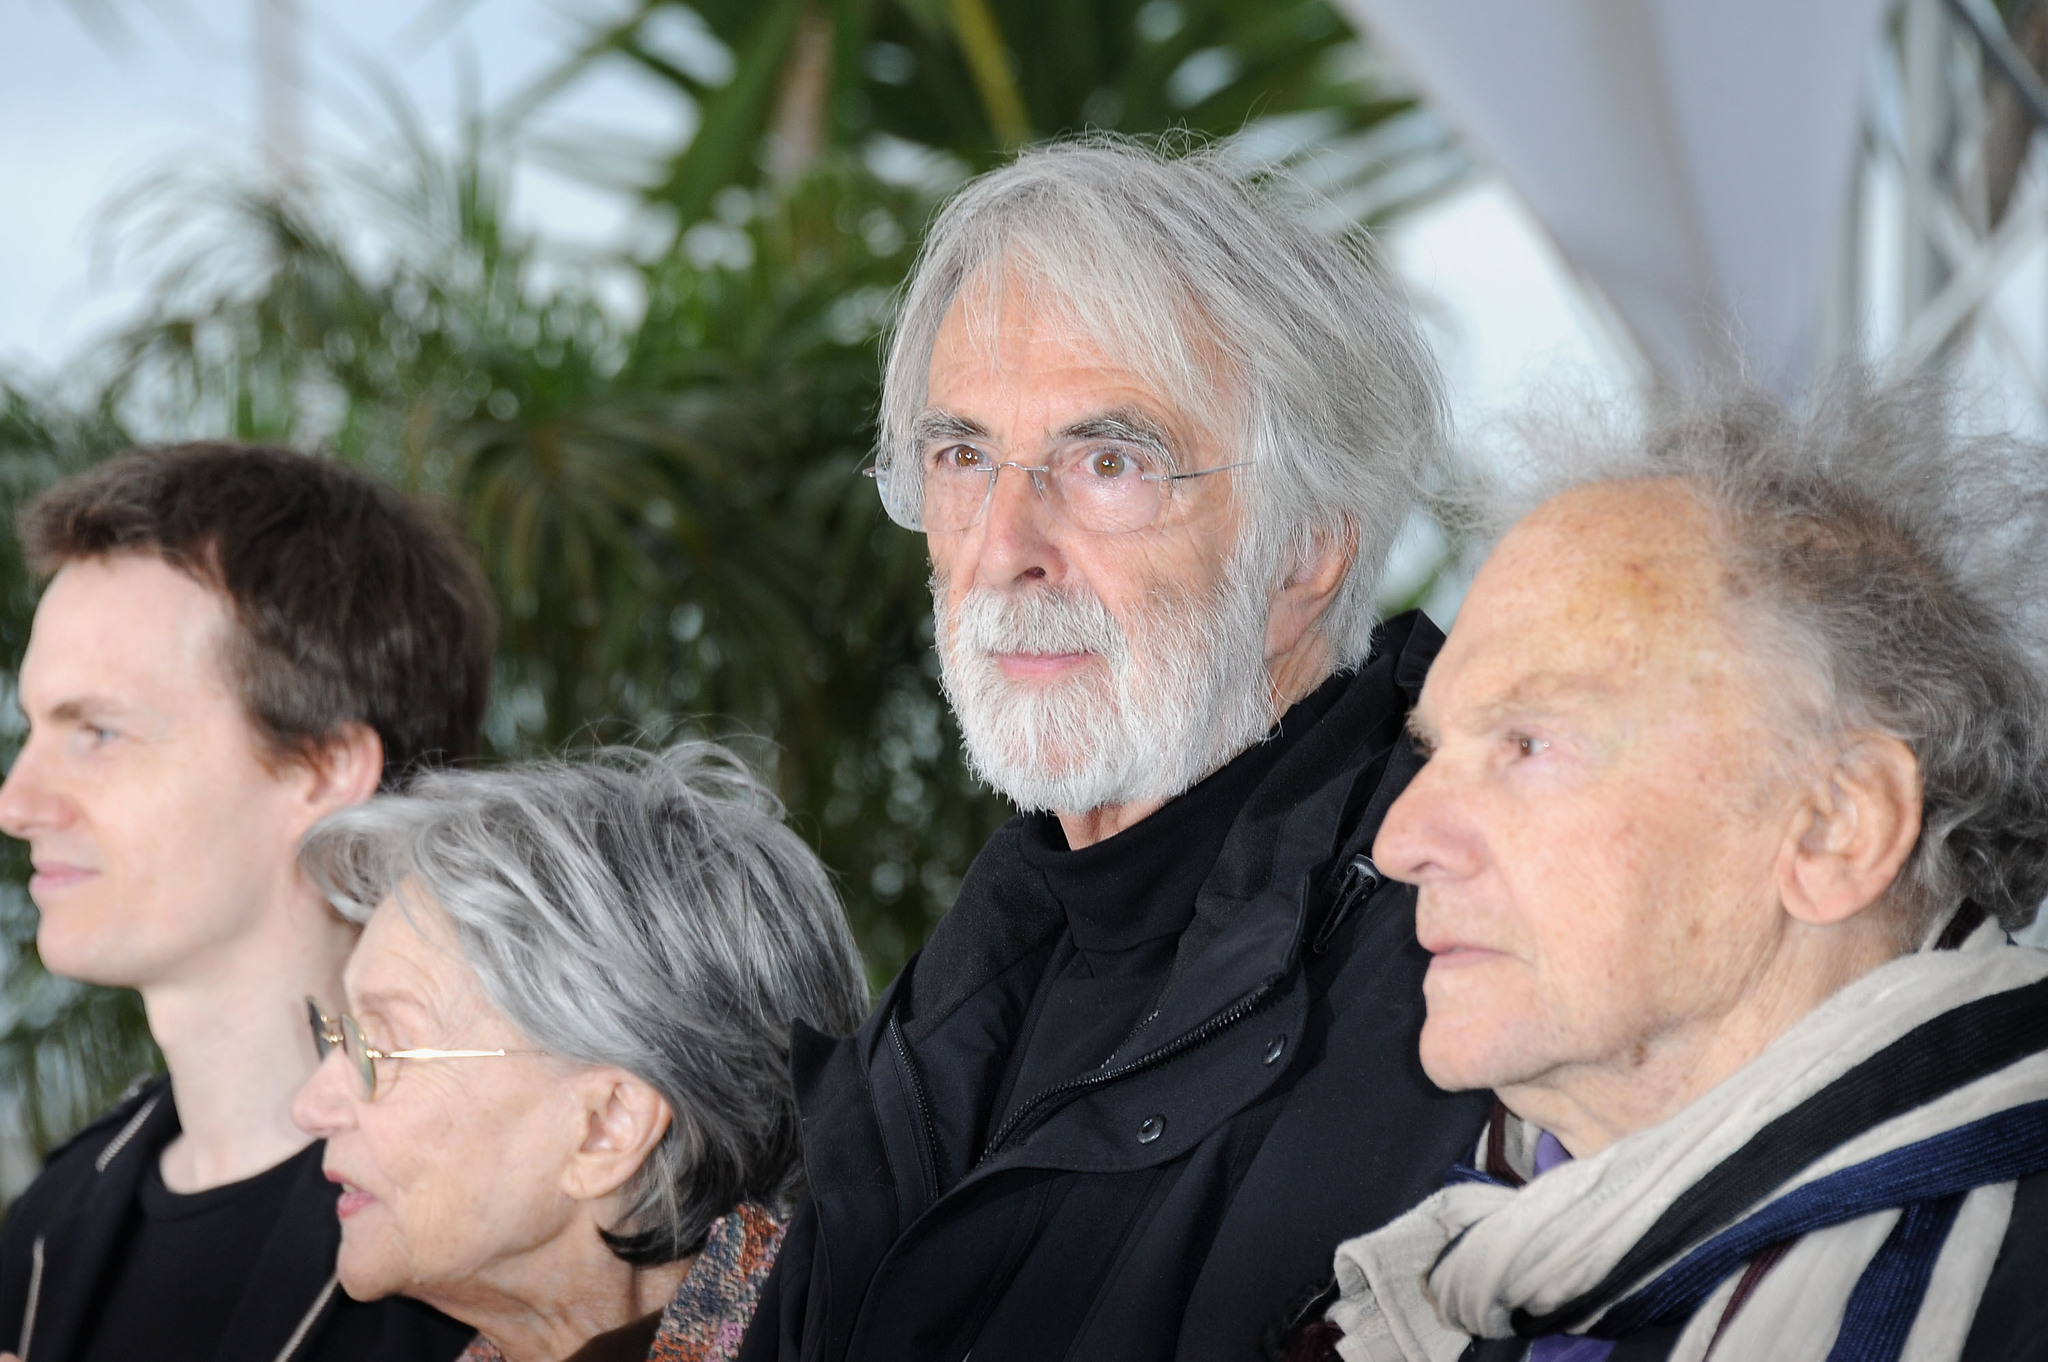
[{"left": 949, "top": 585, "right": 1127, "bottom": 665}]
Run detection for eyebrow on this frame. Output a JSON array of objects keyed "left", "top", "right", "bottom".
[
  {"left": 1408, "top": 670, "right": 1622, "bottom": 744},
  {"left": 911, "top": 410, "right": 991, "bottom": 445},
  {"left": 348, "top": 987, "right": 427, "bottom": 1020},
  {"left": 44, "top": 697, "right": 139, "bottom": 726},
  {"left": 1056, "top": 410, "right": 1178, "bottom": 464},
  {"left": 1465, "top": 672, "right": 1622, "bottom": 732},
  {"left": 910, "top": 407, "right": 1182, "bottom": 467}
]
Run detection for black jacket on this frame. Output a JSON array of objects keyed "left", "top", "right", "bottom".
[
  {"left": 0, "top": 1076, "right": 473, "bottom": 1362},
  {"left": 742, "top": 610, "right": 1493, "bottom": 1362}
]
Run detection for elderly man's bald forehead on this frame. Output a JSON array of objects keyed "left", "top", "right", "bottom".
[
  {"left": 1512, "top": 477, "right": 1723, "bottom": 578},
  {"left": 1477, "top": 477, "right": 1741, "bottom": 668},
  {"left": 1406, "top": 473, "right": 1805, "bottom": 780}
]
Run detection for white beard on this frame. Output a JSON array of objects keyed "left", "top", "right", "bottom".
[{"left": 933, "top": 569, "right": 1278, "bottom": 814}]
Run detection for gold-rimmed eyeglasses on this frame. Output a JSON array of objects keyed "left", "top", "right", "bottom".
[{"left": 306, "top": 998, "right": 543, "bottom": 1101}]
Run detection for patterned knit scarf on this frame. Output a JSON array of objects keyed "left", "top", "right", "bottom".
[
  {"left": 1328, "top": 928, "right": 2048, "bottom": 1362},
  {"left": 459, "top": 1201, "right": 787, "bottom": 1362}
]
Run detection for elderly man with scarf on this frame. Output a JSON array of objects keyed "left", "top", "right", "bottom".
[
  {"left": 739, "top": 140, "right": 1494, "bottom": 1362},
  {"left": 1325, "top": 381, "right": 2048, "bottom": 1362}
]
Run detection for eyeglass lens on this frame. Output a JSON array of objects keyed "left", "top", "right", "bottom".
[
  {"left": 305, "top": 998, "right": 382, "bottom": 1100},
  {"left": 923, "top": 447, "right": 1166, "bottom": 534}
]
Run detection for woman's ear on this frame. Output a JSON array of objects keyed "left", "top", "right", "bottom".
[
  {"left": 559, "top": 1071, "right": 674, "bottom": 1204},
  {"left": 1779, "top": 731, "right": 1923, "bottom": 929}
]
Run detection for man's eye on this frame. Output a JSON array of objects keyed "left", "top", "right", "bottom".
[
  {"left": 936, "top": 445, "right": 987, "bottom": 472},
  {"left": 1085, "top": 446, "right": 1153, "bottom": 479},
  {"left": 1512, "top": 734, "right": 1549, "bottom": 758}
]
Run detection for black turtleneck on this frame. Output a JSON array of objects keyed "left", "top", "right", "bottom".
[{"left": 994, "top": 674, "right": 1346, "bottom": 1125}]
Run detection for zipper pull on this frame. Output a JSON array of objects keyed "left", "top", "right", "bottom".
[{"left": 1310, "top": 854, "right": 1383, "bottom": 956}]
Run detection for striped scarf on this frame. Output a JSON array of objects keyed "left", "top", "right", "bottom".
[{"left": 1328, "top": 925, "right": 2048, "bottom": 1362}]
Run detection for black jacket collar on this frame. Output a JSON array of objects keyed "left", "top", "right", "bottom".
[
  {"left": 26, "top": 1079, "right": 177, "bottom": 1362},
  {"left": 25, "top": 1076, "right": 347, "bottom": 1362}
]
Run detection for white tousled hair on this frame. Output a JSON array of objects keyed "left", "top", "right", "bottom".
[
  {"left": 1480, "top": 375, "right": 2048, "bottom": 934},
  {"left": 876, "top": 135, "right": 1449, "bottom": 671},
  {"left": 300, "top": 742, "right": 870, "bottom": 1264}
]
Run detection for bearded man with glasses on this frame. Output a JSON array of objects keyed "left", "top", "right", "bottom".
[{"left": 742, "top": 138, "right": 1493, "bottom": 1362}]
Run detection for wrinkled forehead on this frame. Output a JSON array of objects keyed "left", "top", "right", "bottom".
[
  {"left": 1431, "top": 479, "right": 1749, "bottom": 713},
  {"left": 935, "top": 248, "right": 1240, "bottom": 438},
  {"left": 345, "top": 887, "right": 470, "bottom": 1008}
]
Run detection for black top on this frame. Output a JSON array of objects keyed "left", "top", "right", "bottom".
[
  {"left": 1001, "top": 688, "right": 1337, "bottom": 1124},
  {"left": 79, "top": 1145, "right": 309, "bottom": 1362},
  {"left": 0, "top": 1075, "right": 473, "bottom": 1362}
]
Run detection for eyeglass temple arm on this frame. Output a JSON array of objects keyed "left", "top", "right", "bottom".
[
  {"left": 372, "top": 1046, "right": 544, "bottom": 1060},
  {"left": 1158, "top": 460, "right": 1256, "bottom": 484}
]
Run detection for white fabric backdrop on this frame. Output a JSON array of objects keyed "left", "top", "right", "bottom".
[{"left": 1336, "top": 0, "right": 1892, "bottom": 388}]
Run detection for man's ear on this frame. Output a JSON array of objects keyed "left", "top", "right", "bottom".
[
  {"left": 1780, "top": 732, "right": 1923, "bottom": 929},
  {"left": 559, "top": 1071, "right": 674, "bottom": 1205},
  {"left": 299, "top": 722, "right": 384, "bottom": 820},
  {"left": 1265, "top": 519, "right": 1358, "bottom": 663}
]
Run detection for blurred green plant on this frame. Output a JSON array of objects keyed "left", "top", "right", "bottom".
[
  {"left": 521, "top": 0, "right": 1455, "bottom": 224},
  {"left": 0, "top": 0, "right": 1468, "bottom": 1166}
]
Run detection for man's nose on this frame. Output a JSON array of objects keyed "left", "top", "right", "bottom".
[
  {"left": 0, "top": 737, "right": 64, "bottom": 842},
  {"left": 1373, "top": 754, "right": 1472, "bottom": 886},
  {"left": 291, "top": 1047, "right": 361, "bottom": 1138},
  {"left": 972, "top": 464, "right": 1063, "bottom": 587}
]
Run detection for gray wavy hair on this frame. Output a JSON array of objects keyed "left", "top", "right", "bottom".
[
  {"left": 876, "top": 135, "right": 1448, "bottom": 671},
  {"left": 1488, "top": 375, "right": 2048, "bottom": 933},
  {"left": 301, "top": 742, "right": 870, "bottom": 1263}
]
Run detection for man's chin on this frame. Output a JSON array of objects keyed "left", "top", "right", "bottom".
[
  {"left": 35, "top": 920, "right": 146, "bottom": 989},
  {"left": 975, "top": 758, "right": 1117, "bottom": 813},
  {"left": 1417, "top": 1014, "right": 1541, "bottom": 1094}
]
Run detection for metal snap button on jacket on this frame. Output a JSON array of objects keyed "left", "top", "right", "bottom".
[
  {"left": 1137, "top": 1114, "right": 1165, "bottom": 1144},
  {"left": 1263, "top": 1035, "right": 1286, "bottom": 1065}
]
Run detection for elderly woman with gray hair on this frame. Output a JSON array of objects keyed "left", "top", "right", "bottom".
[{"left": 289, "top": 744, "right": 867, "bottom": 1362}]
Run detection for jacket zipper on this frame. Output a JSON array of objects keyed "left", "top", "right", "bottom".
[
  {"left": 271, "top": 1275, "right": 339, "bottom": 1362},
  {"left": 888, "top": 1013, "right": 942, "bottom": 1204},
  {"left": 976, "top": 978, "right": 1279, "bottom": 1166},
  {"left": 93, "top": 1094, "right": 160, "bottom": 1173},
  {"left": 18, "top": 1235, "right": 42, "bottom": 1361},
  {"left": 1310, "top": 855, "right": 1383, "bottom": 956}
]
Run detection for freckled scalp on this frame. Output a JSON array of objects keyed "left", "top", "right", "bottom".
[{"left": 1466, "top": 372, "right": 2048, "bottom": 933}]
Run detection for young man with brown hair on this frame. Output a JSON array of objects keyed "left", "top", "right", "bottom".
[{"left": 0, "top": 442, "right": 495, "bottom": 1362}]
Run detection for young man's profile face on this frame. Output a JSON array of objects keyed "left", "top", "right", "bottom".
[{"left": 0, "top": 554, "right": 319, "bottom": 990}]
